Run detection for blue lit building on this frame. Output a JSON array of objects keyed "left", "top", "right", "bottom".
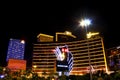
[{"left": 6, "top": 38, "right": 25, "bottom": 61}]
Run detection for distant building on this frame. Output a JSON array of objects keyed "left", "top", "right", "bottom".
[
  {"left": 106, "top": 46, "right": 120, "bottom": 71},
  {"left": 6, "top": 38, "right": 25, "bottom": 61}
]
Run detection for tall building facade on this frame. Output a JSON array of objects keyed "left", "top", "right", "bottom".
[
  {"left": 32, "top": 33, "right": 108, "bottom": 76},
  {"left": 32, "top": 43, "right": 57, "bottom": 76},
  {"left": 6, "top": 38, "right": 25, "bottom": 61}
]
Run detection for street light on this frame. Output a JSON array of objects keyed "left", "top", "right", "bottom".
[{"left": 79, "top": 18, "right": 92, "bottom": 80}]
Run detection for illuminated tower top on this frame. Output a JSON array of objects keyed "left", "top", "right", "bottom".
[
  {"left": 6, "top": 38, "right": 25, "bottom": 61},
  {"left": 55, "top": 31, "right": 76, "bottom": 42},
  {"left": 37, "top": 33, "right": 54, "bottom": 42}
]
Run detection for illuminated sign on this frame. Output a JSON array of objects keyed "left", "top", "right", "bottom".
[
  {"left": 54, "top": 45, "right": 68, "bottom": 61},
  {"left": 54, "top": 45, "right": 73, "bottom": 73},
  {"left": 57, "top": 65, "right": 68, "bottom": 67},
  {"left": 7, "top": 59, "right": 26, "bottom": 71}
]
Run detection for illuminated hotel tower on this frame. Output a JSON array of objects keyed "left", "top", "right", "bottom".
[
  {"left": 32, "top": 32, "right": 108, "bottom": 76},
  {"left": 32, "top": 33, "right": 54, "bottom": 76},
  {"left": 69, "top": 37, "right": 108, "bottom": 75},
  {"left": 6, "top": 38, "right": 25, "bottom": 61},
  {"left": 32, "top": 31, "right": 76, "bottom": 76}
]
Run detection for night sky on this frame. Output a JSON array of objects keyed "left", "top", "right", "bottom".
[{"left": 0, "top": 1, "right": 120, "bottom": 67}]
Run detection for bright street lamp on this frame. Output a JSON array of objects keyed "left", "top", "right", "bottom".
[
  {"left": 80, "top": 19, "right": 91, "bottom": 27},
  {"left": 79, "top": 18, "right": 91, "bottom": 36},
  {"left": 79, "top": 18, "right": 92, "bottom": 80}
]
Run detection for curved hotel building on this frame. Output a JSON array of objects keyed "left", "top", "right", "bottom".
[{"left": 32, "top": 31, "right": 108, "bottom": 76}]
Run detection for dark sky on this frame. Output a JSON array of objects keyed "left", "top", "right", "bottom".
[{"left": 0, "top": 1, "right": 120, "bottom": 67}]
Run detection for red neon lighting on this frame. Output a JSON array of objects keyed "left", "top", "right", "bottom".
[{"left": 62, "top": 48, "right": 68, "bottom": 52}]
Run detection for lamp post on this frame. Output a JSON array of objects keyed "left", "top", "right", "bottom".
[{"left": 79, "top": 18, "right": 92, "bottom": 80}]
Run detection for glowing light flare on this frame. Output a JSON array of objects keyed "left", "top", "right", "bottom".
[
  {"left": 79, "top": 19, "right": 91, "bottom": 27},
  {"left": 21, "top": 40, "right": 25, "bottom": 44},
  {"left": 0, "top": 75, "right": 5, "bottom": 78},
  {"left": 33, "top": 65, "right": 37, "bottom": 68},
  {"left": 65, "top": 31, "right": 72, "bottom": 35}
]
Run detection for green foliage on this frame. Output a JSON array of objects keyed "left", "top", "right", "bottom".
[{"left": 1, "top": 66, "right": 120, "bottom": 80}]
